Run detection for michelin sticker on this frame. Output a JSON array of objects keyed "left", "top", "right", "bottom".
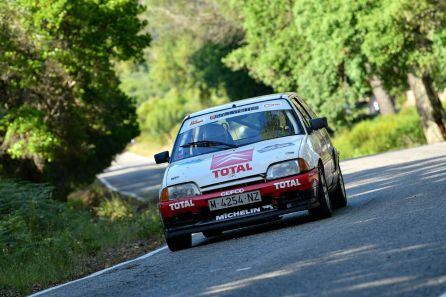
[{"left": 216, "top": 207, "right": 261, "bottom": 221}]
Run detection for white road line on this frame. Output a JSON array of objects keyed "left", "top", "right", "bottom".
[
  {"left": 29, "top": 246, "right": 168, "bottom": 296},
  {"left": 97, "top": 175, "right": 143, "bottom": 200}
]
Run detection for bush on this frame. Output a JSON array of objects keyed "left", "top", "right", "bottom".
[
  {"left": 96, "top": 197, "right": 136, "bottom": 221},
  {"left": 333, "top": 108, "right": 426, "bottom": 160},
  {"left": 0, "top": 1, "right": 147, "bottom": 196},
  {"left": 0, "top": 179, "right": 162, "bottom": 296}
]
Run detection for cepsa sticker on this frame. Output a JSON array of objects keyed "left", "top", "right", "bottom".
[
  {"left": 210, "top": 106, "right": 259, "bottom": 120},
  {"left": 211, "top": 149, "right": 254, "bottom": 178},
  {"left": 220, "top": 188, "right": 244, "bottom": 197}
]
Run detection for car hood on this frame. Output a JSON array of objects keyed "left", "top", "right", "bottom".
[{"left": 165, "top": 135, "right": 305, "bottom": 189}]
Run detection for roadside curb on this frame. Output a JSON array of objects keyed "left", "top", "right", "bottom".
[{"left": 28, "top": 246, "right": 168, "bottom": 296}]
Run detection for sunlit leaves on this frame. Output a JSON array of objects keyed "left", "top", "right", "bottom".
[{"left": 0, "top": 0, "right": 149, "bottom": 194}]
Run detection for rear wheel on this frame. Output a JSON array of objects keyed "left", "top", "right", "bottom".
[
  {"left": 309, "top": 166, "right": 333, "bottom": 219},
  {"left": 330, "top": 170, "right": 347, "bottom": 208},
  {"left": 165, "top": 233, "right": 192, "bottom": 251},
  {"left": 202, "top": 230, "right": 222, "bottom": 238}
]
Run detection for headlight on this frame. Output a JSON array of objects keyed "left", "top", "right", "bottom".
[
  {"left": 160, "top": 183, "right": 201, "bottom": 201},
  {"left": 266, "top": 159, "right": 309, "bottom": 180}
]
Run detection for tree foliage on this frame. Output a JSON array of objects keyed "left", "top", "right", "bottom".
[
  {"left": 357, "top": 0, "right": 446, "bottom": 142},
  {"left": 119, "top": 0, "right": 272, "bottom": 143},
  {"left": 0, "top": 0, "right": 149, "bottom": 196},
  {"left": 2, "top": 0, "right": 446, "bottom": 191},
  {"left": 225, "top": 0, "right": 446, "bottom": 133},
  {"left": 225, "top": 0, "right": 363, "bottom": 127}
]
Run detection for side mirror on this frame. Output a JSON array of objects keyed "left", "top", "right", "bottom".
[
  {"left": 309, "top": 117, "right": 328, "bottom": 132},
  {"left": 154, "top": 151, "right": 170, "bottom": 164}
]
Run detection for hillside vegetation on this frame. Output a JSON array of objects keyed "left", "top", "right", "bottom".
[
  {"left": 334, "top": 108, "right": 426, "bottom": 160},
  {"left": 0, "top": 180, "right": 162, "bottom": 296}
]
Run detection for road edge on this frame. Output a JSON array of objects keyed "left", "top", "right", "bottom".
[
  {"left": 29, "top": 246, "right": 168, "bottom": 296},
  {"left": 97, "top": 175, "right": 144, "bottom": 200}
]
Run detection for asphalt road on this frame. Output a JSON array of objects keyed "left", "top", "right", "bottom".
[
  {"left": 38, "top": 143, "right": 446, "bottom": 297},
  {"left": 97, "top": 152, "right": 166, "bottom": 200}
]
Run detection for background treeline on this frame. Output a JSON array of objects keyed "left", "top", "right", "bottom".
[
  {"left": 2, "top": 0, "right": 446, "bottom": 192},
  {"left": 123, "top": 0, "right": 446, "bottom": 152},
  {"left": 118, "top": 0, "right": 273, "bottom": 145}
]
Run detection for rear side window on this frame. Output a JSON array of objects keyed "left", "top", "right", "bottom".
[
  {"left": 297, "top": 98, "right": 318, "bottom": 118},
  {"left": 291, "top": 99, "right": 311, "bottom": 128}
]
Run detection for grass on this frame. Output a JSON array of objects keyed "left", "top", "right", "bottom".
[
  {"left": 333, "top": 108, "right": 427, "bottom": 160},
  {"left": 0, "top": 180, "right": 163, "bottom": 296}
]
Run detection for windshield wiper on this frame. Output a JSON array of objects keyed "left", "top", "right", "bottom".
[{"left": 180, "top": 140, "right": 237, "bottom": 148}]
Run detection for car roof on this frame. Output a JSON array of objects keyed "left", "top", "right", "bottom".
[{"left": 188, "top": 92, "right": 295, "bottom": 118}]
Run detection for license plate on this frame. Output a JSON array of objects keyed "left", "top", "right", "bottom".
[{"left": 208, "top": 191, "right": 262, "bottom": 211}]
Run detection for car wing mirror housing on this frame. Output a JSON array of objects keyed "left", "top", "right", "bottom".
[
  {"left": 154, "top": 151, "right": 170, "bottom": 164},
  {"left": 309, "top": 117, "right": 328, "bottom": 132}
]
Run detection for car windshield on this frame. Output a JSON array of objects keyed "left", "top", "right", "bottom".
[{"left": 171, "top": 109, "right": 303, "bottom": 162}]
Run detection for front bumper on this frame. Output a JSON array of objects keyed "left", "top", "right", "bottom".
[{"left": 159, "top": 169, "right": 320, "bottom": 237}]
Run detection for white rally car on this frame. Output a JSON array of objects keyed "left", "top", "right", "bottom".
[{"left": 155, "top": 93, "right": 347, "bottom": 251}]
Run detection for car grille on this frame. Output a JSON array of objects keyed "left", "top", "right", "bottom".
[{"left": 200, "top": 175, "right": 265, "bottom": 193}]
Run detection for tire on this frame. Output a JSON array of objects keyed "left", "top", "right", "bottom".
[
  {"left": 165, "top": 233, "right": 192, "bottom": 251},
  {"left": 308, "top": 166, "right": 333, "bottom": 219},
  {"left": 202, "top": 230, "right": 222, "bottom": 238},
  {"left": 330, "top": 170, "right": 347, "bottom": 209}
]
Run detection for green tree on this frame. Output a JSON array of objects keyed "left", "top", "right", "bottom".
[
  {"left": 224, "top": 0, "right": 304, "bottom": 92},
  {"left": 0, "top": 0, "right": 149, "bottom": 197},
  {"left": 359, "top": 0, "right": 446, "bottom": 143},
  {"left": 225, "top": 0, "right": 362, "bottom": 127},
  {"left": 294, "top": 0, "right": 397, "bottom": 115},
  {"left": 127, "top": 0, "right": 271, "bottom": 143}
]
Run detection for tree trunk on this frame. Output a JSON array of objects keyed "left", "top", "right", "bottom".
[
  {"left": 365, "top": 63, "right": 395, "bottom": 115},
  {"left": 407, "top": 73, "right": 446, "bottom": 144},
  {"left": 369, "top": 74, "right": 396, "bottom": 115}
]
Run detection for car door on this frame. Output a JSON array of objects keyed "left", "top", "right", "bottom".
[{"left": 291, "top": 96, "right": 336, "bottom": 186}]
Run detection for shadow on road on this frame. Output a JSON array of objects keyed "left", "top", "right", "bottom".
[
  {"left": 189, "top": 154, "right": 446, "bottom": 297},
  {"left": 195, "top": 154, "right": 446, "bottom": 246}
]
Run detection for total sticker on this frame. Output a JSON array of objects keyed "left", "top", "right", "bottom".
[
  {"left": 273, "top": 179, "right": 301, "bottom": 190},
  {"left": 169, "top": 199, "right": 195, "bottom": 210}
]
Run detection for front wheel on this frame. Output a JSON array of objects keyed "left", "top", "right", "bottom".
[
  {"left": 165, "top": 233, "right": 192, "bottom": 251},
  {"left": 330, "top": 170, "right": 347, "bottom": 208},
  {"left": 309, "top": 166, "right": 333, "bottom": 219}
]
